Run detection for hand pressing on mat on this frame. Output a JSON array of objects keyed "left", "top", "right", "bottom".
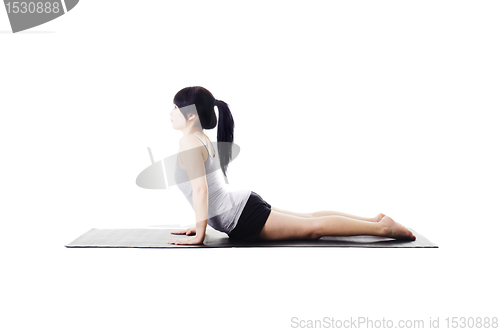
[
  {"left": 170, "top": 226, "right": 205, "bottom": 245},
  {"left": 169, "top": 235, "right": 204, "bottom": 245},
  {"left": 171, "top": 227, "right": 197, "bottom": 236}
]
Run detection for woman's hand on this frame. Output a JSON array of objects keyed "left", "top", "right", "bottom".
[
  {"left": 168, "top": 235, "right": 204, "bottom": 245},
  {"left": 171, "top": 227, "right": 196, "bottom": 236}
]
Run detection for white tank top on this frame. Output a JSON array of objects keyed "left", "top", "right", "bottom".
[{"left": 174, "top": 134, "right": 251, "bottom": 234}]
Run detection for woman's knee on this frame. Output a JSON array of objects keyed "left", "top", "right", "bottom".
[{"left": 308, "top": 220, "right": 324, "bottom": 239}]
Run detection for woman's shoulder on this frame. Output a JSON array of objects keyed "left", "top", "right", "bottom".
[{"left": 178, "top": 134, "right": 203, "bottom": 151}]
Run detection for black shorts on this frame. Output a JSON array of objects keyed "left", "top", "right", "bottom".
[{"left": 228, "top": 191, "right": 272, "bottom": 242}]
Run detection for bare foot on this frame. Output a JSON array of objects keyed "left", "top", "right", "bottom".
[
  {"left": 379, "top": 216, "right": 416, "bottom": 241},
  {"left": 372, "top": 213, "right": 386, "bottom": 222}
]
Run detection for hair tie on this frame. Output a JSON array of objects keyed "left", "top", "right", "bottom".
[{"left": 213, "top": 99, "right": 218, "bottom": 107}]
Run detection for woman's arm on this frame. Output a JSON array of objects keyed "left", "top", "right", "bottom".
[
  {"left": 169, "top": 189, "right": 208, "bottom": 245},
  {"left": 192, "top": 188, "right": 208, "bottom": 241},
  {"left": 169, "top": 135, "right": 210, "bottom": 245}
]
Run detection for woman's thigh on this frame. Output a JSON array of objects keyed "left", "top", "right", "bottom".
[
  {"left": 271, "top": 206, "right": 314, "bottom": 218},
  {"left": 257, "top": 210, "right": 319, "bottom": 241}
]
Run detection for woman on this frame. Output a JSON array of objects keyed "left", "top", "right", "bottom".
[{"left": 168, "top": 86, "right": 416, "bottom": 245}]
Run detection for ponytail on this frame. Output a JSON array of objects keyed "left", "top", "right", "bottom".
[{"left": 214, "top": 99, "right": 234, "bottom": 178}]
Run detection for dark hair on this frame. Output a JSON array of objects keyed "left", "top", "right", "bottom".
[{"left": 173, "top": 86, "right": 235, "bottom": 178}]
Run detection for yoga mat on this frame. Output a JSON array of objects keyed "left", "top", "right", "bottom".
[{"left": 65, "top": 227, "right": 437, "bottom": 248}]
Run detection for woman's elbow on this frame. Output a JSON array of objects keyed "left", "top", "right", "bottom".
[{"left": 193, "top": 187, "right": 208, "bottom": 195}]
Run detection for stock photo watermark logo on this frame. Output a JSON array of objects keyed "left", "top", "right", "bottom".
[
  {"left": 3, "top": 0, "right": 79, "bottom": 33},
  {"left": 136, "top": 142, "right": 242, "bottom": 190}
]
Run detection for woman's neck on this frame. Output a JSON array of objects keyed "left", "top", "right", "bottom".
[{"left": 181, "top": 127, "right": 204, "bottom": 136}]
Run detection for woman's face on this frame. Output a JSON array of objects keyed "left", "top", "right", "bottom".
[{"left": 170, "top": 104, "right": 186, "bottom": 130}]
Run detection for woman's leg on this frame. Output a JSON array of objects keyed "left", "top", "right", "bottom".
[
  {"left": 271, "top": 206, "right": 385, "bottom": 222},
  {"left": 257, "top": 210, "right": 415, "bottom": 242}
]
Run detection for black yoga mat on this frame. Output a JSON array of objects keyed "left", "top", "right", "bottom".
[{"left": 65, "top": 227, "right": 437, "bottom": 248}]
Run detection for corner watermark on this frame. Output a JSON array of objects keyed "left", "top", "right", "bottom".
[
  {"left": 290, "top": 316, "right": 499, "bottom": 329},
  {"left": 3, "top": 0, "right": 79, "bottom": 33}
]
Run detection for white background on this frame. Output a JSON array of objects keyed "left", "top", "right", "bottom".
[{"left": 1, "top": 1, "right": 499, "bottom": 331}]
